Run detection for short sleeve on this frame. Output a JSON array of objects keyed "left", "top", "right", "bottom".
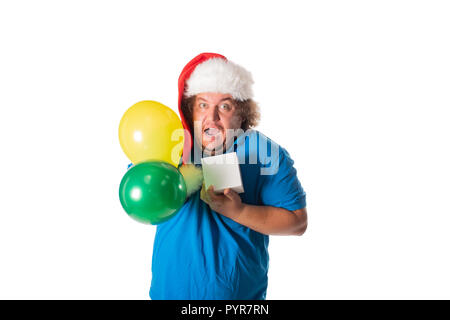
[{"left": 259, "top": 148, "right": 306, "bottom": 211}]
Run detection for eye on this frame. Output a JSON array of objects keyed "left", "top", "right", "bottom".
[
  {"left": 199, "top": 103, "right": 208, "bottom": 109},
  {"left": 219, "top": 104, "right": 231, "bottom": 111}
]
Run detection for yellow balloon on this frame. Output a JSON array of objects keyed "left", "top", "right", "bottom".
[{"left": 119, "top": 101, "right": 184, "bottom": 167}]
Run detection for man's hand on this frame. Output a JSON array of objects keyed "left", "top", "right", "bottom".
[
  {"left": 200, "top": 184, "right": 244, "bottom": 219},
  {"left": 200, "top": 183, "right": 308, "bottom": 236}
]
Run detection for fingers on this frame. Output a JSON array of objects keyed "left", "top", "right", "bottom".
[
  {"left": 202, "top": 185, "right": 219, "bottom": 203},
  {"left": 200, "top": 183, "right": 208, "bottom": 203},
  {"left": 200, "top": 184, "right": 218, "bottom": 204},
  {"left": 204, "top": 185, "right": 237, "bottom": 204},
  {"left": 223, "top": 188, "right": 240, "bottom": 202},
  {"left": 207, "top": 186, "right": 220, "bottom": 201}
]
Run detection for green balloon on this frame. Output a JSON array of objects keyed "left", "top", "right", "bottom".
[{"left": 119, "top": 161, "right": 187, "bottom": 225}]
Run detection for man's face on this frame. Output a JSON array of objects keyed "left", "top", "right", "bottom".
[{"left": 192, "top": 92, "right": 242, "bottom": 155}]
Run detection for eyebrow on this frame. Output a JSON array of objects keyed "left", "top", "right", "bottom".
[{"left": 197, "top": 97, "right": 233, "bottom": 103}]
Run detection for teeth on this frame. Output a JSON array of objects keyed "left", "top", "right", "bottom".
[{"left": 205, "top": 128, "right": 220, "bottom": 136}]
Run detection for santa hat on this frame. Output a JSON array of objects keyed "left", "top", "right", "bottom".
[{"left": 178, "top": 52, "right": 254, "bottom": 164}]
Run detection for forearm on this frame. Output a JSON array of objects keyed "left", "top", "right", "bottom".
[
  {"left": 202, "top": 186, "right": 307, "bottom": 236},
  {"left": 228, "top": 204, "right": 307, "bottom": 236}
]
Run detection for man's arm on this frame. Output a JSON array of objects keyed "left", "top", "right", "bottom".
[
  {"left": 237, "top": 205, "right": 308, "bottom": 236},
  {"left": 201, "top": 186, "right": 308, "bottom": 236}
]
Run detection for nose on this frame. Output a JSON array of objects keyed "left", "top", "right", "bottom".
[{"left": 204, "top": 105, "right": 221, "bottom": 122}]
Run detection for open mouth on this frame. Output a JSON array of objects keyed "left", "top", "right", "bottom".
[{"left": 204, "top": 127, "right": 221, "bottom": 137}]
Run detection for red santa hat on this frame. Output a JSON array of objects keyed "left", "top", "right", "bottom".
[{"left": 178, "top": 52, "right": 254, "bottom": 164}]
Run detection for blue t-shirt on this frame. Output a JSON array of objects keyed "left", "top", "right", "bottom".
[{"left": 148, "top": 130, "right": 306, "bottom": 300}]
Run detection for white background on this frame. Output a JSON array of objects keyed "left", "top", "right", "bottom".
[{"left": 0, "top": 0, "right": 449, "bottom": 299}]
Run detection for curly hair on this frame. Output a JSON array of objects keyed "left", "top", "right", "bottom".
[{"left": 180, "top": 95, "right": 260, "bottom": 132}]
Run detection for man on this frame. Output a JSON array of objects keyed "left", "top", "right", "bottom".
[{"left": 149, "top": 53, "right": 307, "bottom": 299}]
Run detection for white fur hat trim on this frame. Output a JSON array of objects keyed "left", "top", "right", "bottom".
[{"left": 185, "top": 58, "right": 254, "bottom": 101}]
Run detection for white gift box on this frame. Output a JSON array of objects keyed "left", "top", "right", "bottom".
[{"left": 201, "top": 152, "right": 244, "bottom": 194}]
